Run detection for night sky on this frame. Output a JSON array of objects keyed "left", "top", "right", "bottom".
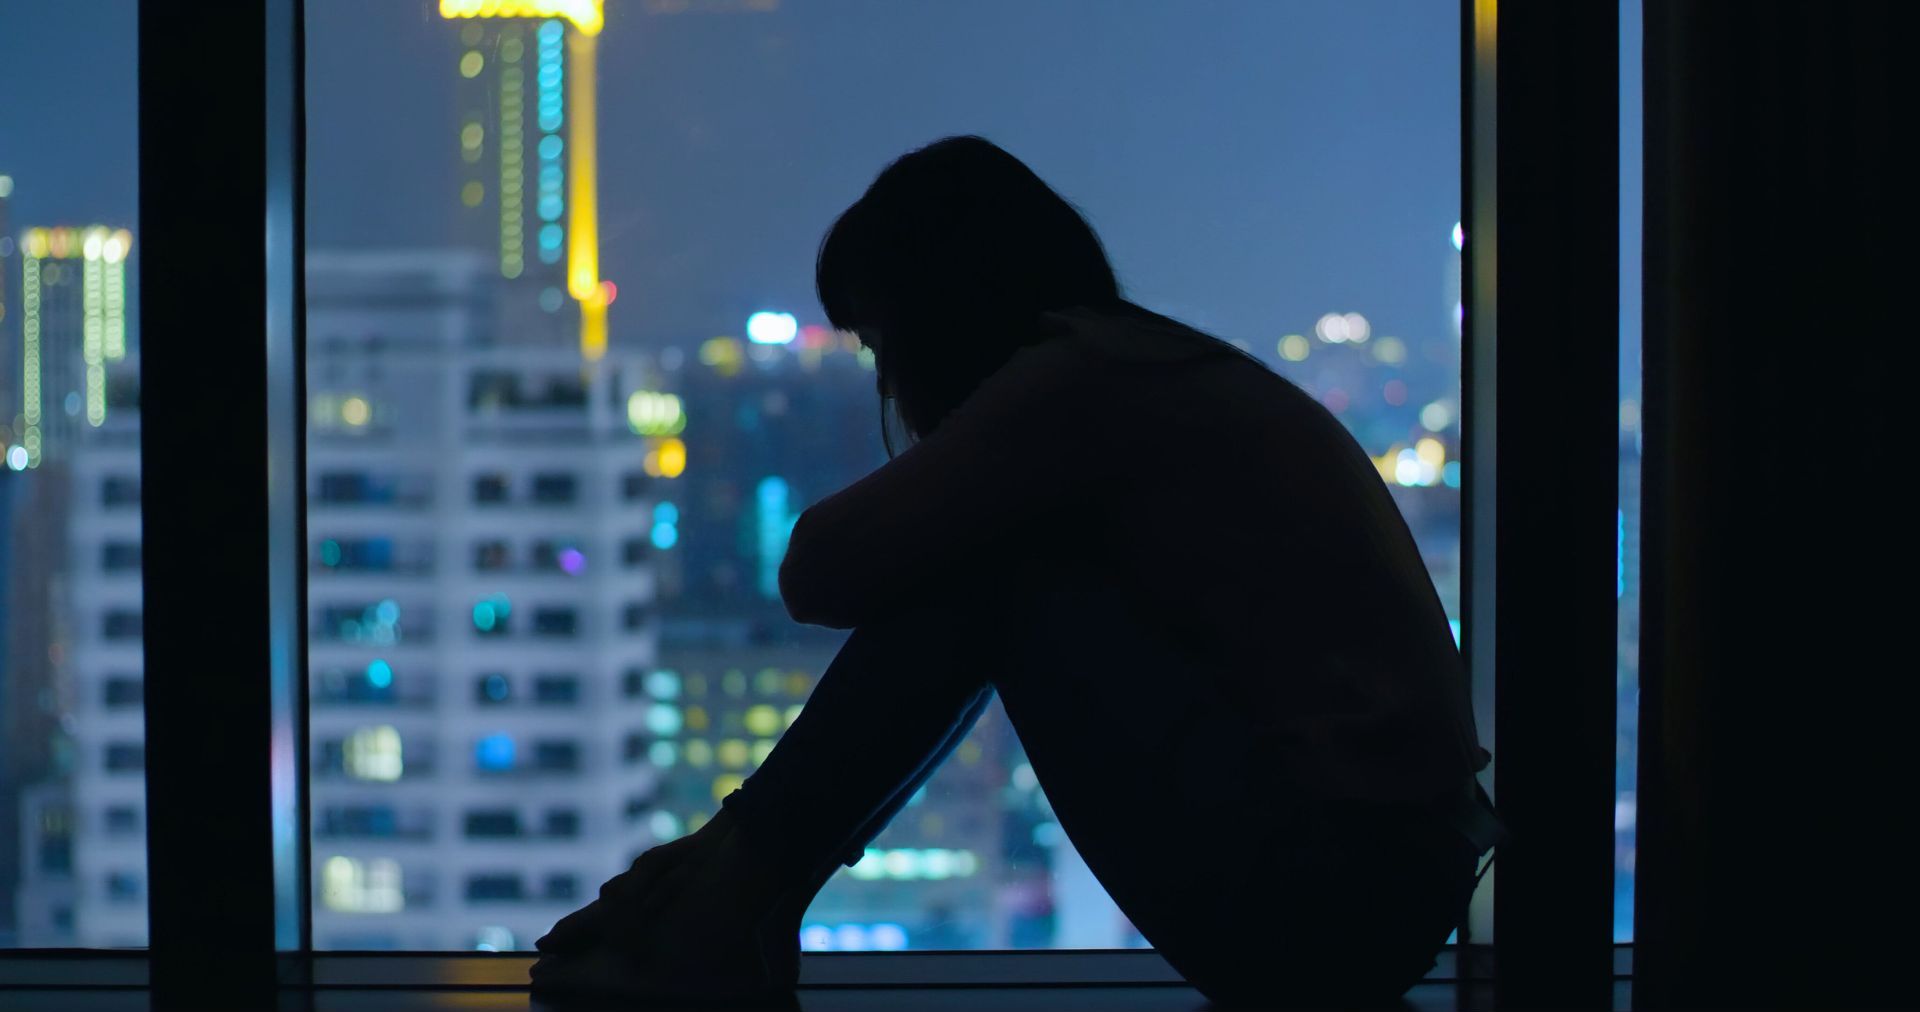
[{"left": 4, "top": 0, "right": 1461, "bottom": 352}]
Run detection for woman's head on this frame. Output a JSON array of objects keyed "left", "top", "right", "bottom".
[{"left": 817, "top": 136, "right": 1121, "bottom": 445}]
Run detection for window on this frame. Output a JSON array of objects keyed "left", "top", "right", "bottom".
[
  {"left": 103, "top": 806, "right": 140, "bottom": 836},
  {"left": 530, "top": 606, "right": 578, "bottom": 638},
  {"left": 471, "top": 473, "right": 509, "bottom": 505},
  {"left": 464, "top": 874, "right": 524, "bottom": 903},
  {"left": 543, "top": 873, "right": 579, "bottom": 902},
  {"left": 103, "top": 743, "right": 144, "bottom": 774},
  {"left": 472, "top": 539, "right": 510, "bottom": 572},
  {"left": 100, "top": 475, "right": 141, "bottom": 509},
  {"left": 318, "top": 805, "right": 413, "bottom": 840},
  {"left": 543, "top": 809, "right": 581, "bottom": 839},
  {"left": 534, "top": 741, "right": 580, "bottom": 774},
  {"left": 100, "top": 541, "right": 141, "bottom": 572},
  {"left": 105, "top": 872, "right": 142, "bottom": 905},
  {"left": 533, "top": 674, "right": 580, "bottom": 705},
  {"left": 530, "top": 472, "right": 577, "bottom": 504},
  {"left": 102, "top": 676, "right": 143, "bottom": 709},
  {"left": 464, "top": 810, "right": 523, "bottom": 839},
  {"left": 474, "top": 673, "right": 512, "bottom": 706},
  {"left": 304, "top": 0, "right": 1464, "bottom": 953},
  {"left": 101, "top": 609, "right": 142, "bottom": 641}
]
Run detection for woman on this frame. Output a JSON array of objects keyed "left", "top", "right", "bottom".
[{"left": 531, "top": 135, "right": 1498, "bottom": 1008}]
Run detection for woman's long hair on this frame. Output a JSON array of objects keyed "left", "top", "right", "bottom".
[{"left": 816, "top": 136, "right": 1124, "bottom": 451}]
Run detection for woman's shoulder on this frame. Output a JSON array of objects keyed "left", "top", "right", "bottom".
[{"left": 1042, "top": 304, "right": 1267, "bottom": 370}]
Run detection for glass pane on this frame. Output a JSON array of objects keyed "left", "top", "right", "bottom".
[
  {"left": 305, "top": 0, "right": 1459, "bottom": 950},
  {"left": 1615, "top": 0, "right": 1644, "bottom": 943},
  {"left": 0, "top": 0, "right": 145, "bottom": 947}
]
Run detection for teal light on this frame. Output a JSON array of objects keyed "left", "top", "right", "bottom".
[
  {"left": 366, "top": 659, "right": 394, "bottom": 689},
  {"left": 473, "top": 601, "right": 497, "bottom": 632},
  {"left": 320, "top": 539, "right": 342, "bottom": 567}
]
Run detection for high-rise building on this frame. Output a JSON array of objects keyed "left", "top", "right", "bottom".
[
  {"left": 302, "top": 249, "right": 659, "bottom": 949},
  {"left": 6, "top": 221, "right": 140, "bottom": 946},
  {"left": 441, "top": 0, "right": 609, "bottom": 361}
]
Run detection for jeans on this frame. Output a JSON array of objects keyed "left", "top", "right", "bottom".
[{"left": 723, "top": 583, "right": 1481, "bottom": 1007}]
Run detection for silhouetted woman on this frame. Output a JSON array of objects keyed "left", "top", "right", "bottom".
[{"left": 532, "top": 135, "right": 1498, "bottom": 1009}]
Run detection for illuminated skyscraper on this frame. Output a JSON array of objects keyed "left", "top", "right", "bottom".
[
  {"left": 441, "top": 1, "right": 608, "bottom": 362},
  {"left": 8, "top": 226, "right": 134, "bottom": 469}
]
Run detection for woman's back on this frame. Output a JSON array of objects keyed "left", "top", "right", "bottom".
[{"left": 1040, "top": 306, "right": 1485, "bottom": 805}]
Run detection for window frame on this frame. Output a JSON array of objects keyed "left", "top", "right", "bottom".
[{"left": 0, "top": 0, "right": 1624, "bottom": 1002}]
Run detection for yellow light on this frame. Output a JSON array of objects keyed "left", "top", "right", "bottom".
[
  {"left": 744, "top": 704, "right": 781, "bottom": 737},
  {"left": 580, "top": 288, "right": 607, "bottom": 361},
  {"left": 461, "top": 181, "right": 486, "bottom": 207},
  {"left": 1373, "top": 336, "right": 1407, "bottom": 365},
  {"left": 341, "top": 396, "right": 372, "bottom": 426},
  {"left": 1416, "top": 437, "right": 1447, "bottom": 469},
  {"left": 784, "top": 704, "right": 803, "bottom": 727},
  {"left": 460, "top": 50, "right": 485, "bottom": 77},
  {"left": 655, "top": 437, "right": 686, "bottom": 478},
  {"left": 1278, "top": 333, "right": 1310, "bottom": 362},
  {"left": 684, "top": 705, "right": 709, "bottom": 731},
  {"left": 105, "top": 253, "right": 128, "bottom": 359},
  {"left": 684, "top": 739, "right": 713, "bottom": 767},
  {"left": 710, "top": 773, "right": 745, "bottom": 802},
  {"left": 461, "top": 121, "right": 485, "bottom": 155},
  {"left": 565, "top": 27, "right": 603, "bottom": 361},
  {"left": 750, "top": 739, "right": 777, "bottom": 767},
  {"left": 717, "top": 739, "right": 749, "bottom": 770},
  {"left": 24, "top": 228, "right": 49, "bottom": 259},
  {"left": 438, "top": 0, "right": 604, "bottom": 36}
]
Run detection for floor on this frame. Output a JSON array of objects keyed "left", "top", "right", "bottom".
[{"left": 0, "top": 983, "right": 1494, "bottom": 1011}]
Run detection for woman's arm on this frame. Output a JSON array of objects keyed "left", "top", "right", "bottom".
[{"left": 779, "top": 337, "right": 1104, "bottom": 629}]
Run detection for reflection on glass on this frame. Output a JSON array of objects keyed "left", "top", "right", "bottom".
[
  {"left": 0, "top": 3, "right": 144, "bottom": 947},
  {"left": 304, "top": 0, "right": 1459, "bottom": 950}
]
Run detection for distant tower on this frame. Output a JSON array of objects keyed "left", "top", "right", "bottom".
[
  {"left": 11, "top": 226, "right": 133, "bottom": 468},
  {"left": 441, "top": 0, "right": 608, "bottom": 361}
]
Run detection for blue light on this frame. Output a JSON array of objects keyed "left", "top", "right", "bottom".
[
  {"left": 482, "top": 673, "right": 510, "bottom": 702},
  {"left": 538, "top": 135, "right": 563, "bottom": 160},
  {"left": 650, "top": 523, "right": 679, "bottom": 550},
  {"left": 537, "top": 20, "right": 564, "bottom": 44},
  {"left": 473, "top": 601, "right": 498, "bottom": 632},
  {"left": 375, "top": 599, "right": 400, "bottom": 625},
  {"left": 655, "top": 501, "right": 679, "bottom": 525},
  {"left": 538, "top": 195, "right": 564, "bottom": 222},
  {"left": 366, "top": 659, "right": 394, "bottom": 689},
  {"left": 869, "top": 924, "right": 909, "bottom": 951},
  {"left": 319, "top": 539, "right": 342, "bottom": 567},
  {"left": 539, "top": 224, "right": 564, "bottom": 250},
  {"left": 1442, "top": 460, "right": 1463, "bottom": 488},
  {"left": 476, "top": 733, "right": 516, "bottom": 772}
]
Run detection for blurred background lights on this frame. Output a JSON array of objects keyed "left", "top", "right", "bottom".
[
  {"left": 1371, "top": 336, "right": 1406, "bottom": 364},
  {"left": 869, "top": 924, "right": 909, "bottom": 951},
  {"left": 626, "top": 390, "right": 685, "bottom": 435},
  {"left": 746, "top": 310, "right": 798, "bottom": 345},
  {"left": 1452, "top": 221, "right": 1466, "bottom": 251},
  {"left": 476, "top": 733, "right": 516, "bottom": 771},
  {"left": 341, "top": 396, "right": 371, "bottom": 426},
  {"left": 1421, "top": 401, "right": 1454, "bottom": 432},
  {"left": 365, "top": 659, "right": 394, "bottom": 689},
  {"left": 1278, "top": 333, "right": 1310, "bottom": 361},
  {"left": 1314, "top": 311, "right": 1371, "bottom": 344},
  {"left": 6, "top": 446, "right": 27, "bottom": 471},
  {"left": 557, "top": 547, "right": 586, "bottom": 574}
]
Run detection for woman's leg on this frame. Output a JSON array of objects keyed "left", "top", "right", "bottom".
[
  {"left": 720, "top": 606, "right": 998, "bottom": 888},
  {"left": 980, "top": 581, "right": 1478, "bottom": 1008}
]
